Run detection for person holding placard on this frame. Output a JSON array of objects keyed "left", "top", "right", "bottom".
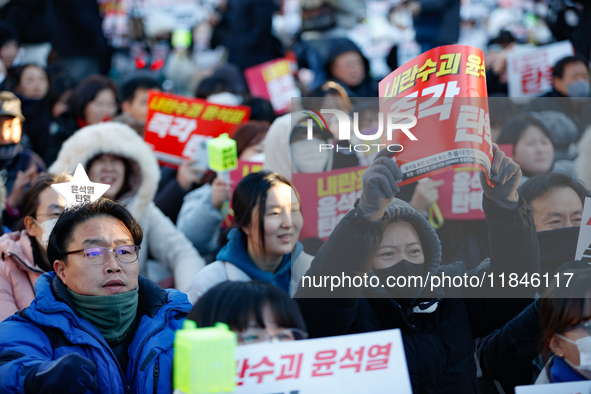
[
  {"left": 295, "top": 145, "right": 539, "bottom": 392},
  {"left": 49, "top": 122, "right": 205, "bottom": 291}
]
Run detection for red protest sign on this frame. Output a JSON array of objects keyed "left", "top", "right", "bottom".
[
  {"left": 229, "top": 159, "right": 264, "bottom": 193},
  {"left": 144, "top": 90, "right": 251, "bottom": 169},
  {"left": 432, "top": 143, "right": 513, "bottom": 220},
  {"left": 292, "top": 166, "right": 367, "bottom": 241},
  {"left": 244, "top": 58, "right": 299, "bottom": 115},
  {"left": 379, "top": 45, "right": 492, "bottom": 186}
]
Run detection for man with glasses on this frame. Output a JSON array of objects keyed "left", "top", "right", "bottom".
[{"left": 0, "top": 198, "right": 192, "bottom": 393}]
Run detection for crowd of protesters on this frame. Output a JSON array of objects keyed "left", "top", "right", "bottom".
[{"left": 0, "top": 0, "right": 590, "bottom": 393}]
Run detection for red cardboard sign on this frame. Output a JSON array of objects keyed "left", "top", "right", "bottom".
[
  {"left": 433, "top": 143, "right": 513, "bottom": 220},
  {"left": 244, "top": 58, "right": 299, "bottom": 115},
  {"left": 379, "top": 45, "right": 492, "bottom": 186},
  {"left": 292, "top": 166, "right": 367, "bottom": 241},
  {"left": 229, "top": 159, "right": 264, "bottom": 193},
  {"left": 144, "top": 90, "right": 251, "bottom": 169}
]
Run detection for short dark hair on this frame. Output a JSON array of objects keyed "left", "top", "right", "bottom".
[
  {"left": 119, "top": 75, "right": 160, "bottom": 103},
  {"left": 242, "top": 97, "right": 275, "bottom": 124},
  {"left": 19, "top": 172, "right": 72, "bottom": 230},
  {"left": 187, "top": 281, "right": 307, "bottom": 332},
  {"left": 68, "top": 75, "right": 117, "bottom": 120},
  {"left": 231, "top": 171, "right": 299, "bottom": 252},
  {"left": 497, "top": 114, "right": 552, "bottom": 147},
  {"left": 47, "top": 198, "right": 143, "bottom": 265},
  {"left": 195, "top": 76, "right": 233, "bottom": 99},
  {"left": 518, "top": 172, "right": 587, "bottom": 207},
  {"left": 552, "top": 55, "right": 589, "bottom": 79},
  {"left": 12, "top": 63, "right": 48, "bottom": 92}
]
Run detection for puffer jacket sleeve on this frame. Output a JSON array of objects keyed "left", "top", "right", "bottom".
[
  {"left": 177, "top": 184, "right": 223, "bottom": 256},
  {"left": 465, "top": 195, "right": 539, "bottom": 338},
  {"left": 476, "top": 299, "right": 541, "bottom": 383},
  {"left": 144, "top": 203, "right": 206, "bottom": 292},
  {"left": 295, "top": 207, "right": 387, "bottom": 337},
  {"left": 0, "top": 314, "right": 54, "bottom": 392}
]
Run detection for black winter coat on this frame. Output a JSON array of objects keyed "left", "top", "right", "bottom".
[{"left": 296, "top": 196, "right": 539, "bottom": 393}]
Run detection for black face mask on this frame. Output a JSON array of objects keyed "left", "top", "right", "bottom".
[{"left": 374, "top": 259, "right": 425, "bottom": 299}]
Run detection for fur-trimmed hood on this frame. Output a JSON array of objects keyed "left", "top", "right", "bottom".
[
  {"left": 48, "top": 122, "right": 160, "bottom": 219},
  {"left": 575, "top": 126, "right": 591, "bottom": 190}
]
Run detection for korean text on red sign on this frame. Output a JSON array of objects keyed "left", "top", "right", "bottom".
[
  {"left": 144, "top": 90, "right": 251, "bottom": 169},
  {"left": 379, "top": 45, "right": 493, "bottom": 186}
]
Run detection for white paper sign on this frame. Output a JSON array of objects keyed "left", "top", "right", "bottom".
[
  {"left": 507, "top": 41, "right": 574, "bottom": 97},
  {"left": 516, "top": 380, "right": 591, "bottom": 394},
  {"left": 232, "top": 329, "right": 412, "bottom": 394},
  {"left": 575, "top": 197, "right": 591, "bottom": 262}
]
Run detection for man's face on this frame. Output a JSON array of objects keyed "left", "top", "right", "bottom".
[
  {"left": 54, "top": 216, "right": 139, "bottom": 296},
  {"left": 0, "top": 115, "right": 21, "bottom": 144},
  {"left": 553, "top": 62, "right": 590, "bottom": 96},
  {"left": 531, "top": 187, "right": 583, "bottom": 231},
  {"left": 123, "top": 88, "right": 155, "bottom": 123}
]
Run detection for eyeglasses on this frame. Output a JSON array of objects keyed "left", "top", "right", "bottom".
[
  {"left": 237, "top": 328, "right": 308, "bottom": 345},
  {"left": 64, "top": 245, "right": 141, "bottom": 265}
]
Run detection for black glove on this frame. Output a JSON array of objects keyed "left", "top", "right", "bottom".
[
  {"left": 359, "top": 149, "right": 403, "bottom": 221},
  {"left": 25, "top": 353, "right": 98, "bottom": 394},
  {"left": 480, "top": 143, "right": 521, "bottom": 209}
]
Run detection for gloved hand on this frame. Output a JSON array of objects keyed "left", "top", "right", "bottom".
[
  {"left": 25, "top": 353, "right": 98, "bottom": 394},
  {"left": 359, "top": 149, "right": 403, "bottom": 221},
  {"left": 480, "top": 143, "right": 521, "bottom": 209}
]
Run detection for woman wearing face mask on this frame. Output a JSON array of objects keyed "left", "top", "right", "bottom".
[
  {"left": 49, "top": 122, "right": 205, "bottom": 291},
  {"left": 263, "top": 112, "right": 359, "bottom": 182},
  {"left": 537, "top": 267, "right": 591, "bottom": 383},
  {"left": 188, "top": 281, "right": 308, "bottom": 345},
  {"left": 44, "top": 74, "right": 118, "bottom": 166},
  {"left": 177, "top": 121, "right": 269, "bottom": 260},
  {"left": 0, "top": 172, "right": 69, "bottom": 321},
  {"left": 295, "top": 147, "right": 540, "bottom": 393},
  {"left": 497, "top": 114, "right": 556, "bottom": 185},
  {"left": 184, "top": 171, "right": 313, "bottom": 304}
]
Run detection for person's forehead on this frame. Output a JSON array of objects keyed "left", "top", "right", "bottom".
[
  {"left": 382, "top": 221, "right": 421, "bottom": 244},
  {"left": 563, "top": 62, "right": 589, "bottom": 75},
  {"left": 532, "top": 187, "right": 582, "bottom": 214},
  {"left": 266, "top": 184, "right": 296, "bottom": 205},
  {"left": 70, "top": 216, "right": 133, "bottom": 245},
  {"left": 37, "top": 187, "right": 65, "bottom": 210}
]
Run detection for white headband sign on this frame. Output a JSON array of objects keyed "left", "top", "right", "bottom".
[{"left": 51, "top": 163, "right": 111, "bottom": 208}]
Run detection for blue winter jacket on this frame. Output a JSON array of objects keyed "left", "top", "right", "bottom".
[{"left": 0, "top": 272, "right": 192, "bottom": 394}]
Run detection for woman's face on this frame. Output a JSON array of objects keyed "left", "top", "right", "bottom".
[
  {"left": 551, "top": 321, "right": 591, "bottom": 367},
  {"left": 513, "top": 126, "right": 554, "bottom": 176},
  {"left": 0, "top": 40, "right": 18, "bottom": 69},
  {"left": 52, "top": 90, "right": 71, "bottom": 119},
  {"left": 245, "top": 184, "right": 303, "bottom": 269},
  {"left": 17, "top": 66, "right": 49, "bottom": 100},
  {"left": 26, "top": 187, "right": 66, "bottom": 247},
  {"left": 373, "top": 220, "right": 425, "bottom": 270},
  {"left": 235, "top": 303, "right": 297, "bottom": 345},
  {"left": 88, "top": 154, "right": 126, "bottom": 200},
  {"left": 84, "top": 89, "right": 117, "bottom": 125},
  {"left": 240, "top": 140, "right": 264, "bottom": 160}
]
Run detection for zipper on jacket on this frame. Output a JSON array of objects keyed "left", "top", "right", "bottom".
[
  {"left": 129, "top": 307, "right": 185, "bottom": 387},
  {"left": 8, "top": 253, "right": 45, "bottom": 274},
  {"left": 153, "top": 360, "right": 159, "bottom": 394},
  {"left": 34, "top": 308, "right": 130, "bottom": 394}
]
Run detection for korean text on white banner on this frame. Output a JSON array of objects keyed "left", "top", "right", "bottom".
[
  {"left": 233, "top": 329, "right": 412, "bottom": 394},
  {"left": 515, "top": 380, "right": 591, "bottom": 394},
  {"left": 575, "top": 197, "right": 591, "bottom": 262},
  {"left": 507, "top": 41, "right": 574, "bottom": 97}
]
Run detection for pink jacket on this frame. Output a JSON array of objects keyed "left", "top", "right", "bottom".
[{"left": 0, "top": 231, "right": 45, "bottom": 321}]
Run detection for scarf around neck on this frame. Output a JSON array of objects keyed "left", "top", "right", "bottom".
[{"left": 67, "top": 287, "right": 139, "bottom": 342}]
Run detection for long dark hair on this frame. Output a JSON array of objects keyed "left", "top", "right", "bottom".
[
  {"left": 225, "top": 171, "right": 299, "bottom": 252},
  {"left": 188, "top": 280, "right": 306, "bottom": 332},
  {"left": 18, "top": 172, "right": 71, "bottom": 231}
]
